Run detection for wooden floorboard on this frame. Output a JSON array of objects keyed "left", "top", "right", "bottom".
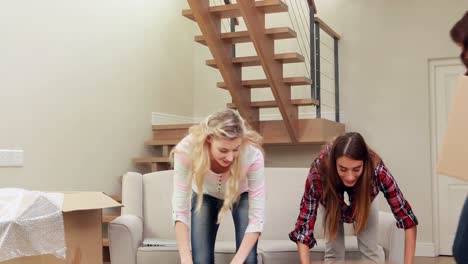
[{"left": 105, "top": 256, "right": 455, "bottom": 264}]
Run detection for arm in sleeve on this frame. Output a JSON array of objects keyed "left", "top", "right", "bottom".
[
  {"left": 288, "top": 159, "right": 322, "bottom": 248},
  {"left": 376, "top": 160, "right": 418, "bottom": 229},
  {"left": 244, "top": 148, "right": 266, "bottom": 233},
  {"left": 172, "top": 147, "right": 192, "bottom": 227}
]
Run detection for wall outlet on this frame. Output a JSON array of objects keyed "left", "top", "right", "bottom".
[{"left": 0, "top": 149, "right": 24, "bottom": 167}]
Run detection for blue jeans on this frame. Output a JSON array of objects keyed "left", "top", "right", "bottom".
[
  {"left": 453, "top": 197, "right": 468, "bottom": 263},
  {"left": 191, "top": 192, "right": 257, "bottom": 264}
]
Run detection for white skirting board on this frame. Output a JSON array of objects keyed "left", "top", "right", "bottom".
[{"left": 415, "top": 242, "right": 438, "bottom": 257}]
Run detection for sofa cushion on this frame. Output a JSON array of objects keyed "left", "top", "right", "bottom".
[
  {"left": 257, "top": 237, "right": 361, "bottom": 264},
  {"left": 257, "top": 236, "right": 359, "bottom": 253},
  {"left": 142, "top": 170, "right": 176, "bottom": 239},
  {"left": 261, "top": 168, "right": 357, "bottom": 240},
  {"left": 137, "top": 246, "right": 179, "bottom": 264},
  {"left": 136, "top": 242, "right": 261, "bottom": 264}
]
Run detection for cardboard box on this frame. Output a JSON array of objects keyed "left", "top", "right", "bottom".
[
  {"left": 2, "top": 192, "right": 121, "bottom": 264},
  {"left": 437, "top": 75, "right": 468, "bottom": 181}
]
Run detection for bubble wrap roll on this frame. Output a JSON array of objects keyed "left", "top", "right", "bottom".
[{"left": 0, "top": 188, "right": 66, "bottom": 261}]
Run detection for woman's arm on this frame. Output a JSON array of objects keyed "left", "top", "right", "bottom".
[
  {"left": 375, "top": 159, "right": 418, "bottom": 263},
  {"left": 289, "top": 159, "right": 322, "bottom": 260},
  {"left": 230, "top": 232, "right": 260, "bottom": 264},
  {"left": 297, "top": 242, "right": 311, "bottom": 264},
  {"left": 175, "top": 221, "right": 193, "bottom": 264},
  {"left": 230, "top": 147, "right": 265, "bottom": 264},
  {"left": 172, "top": 137, "right": 194, "bottom": 263},
  {"left": 404, "top": 226, "right": 417, "bottom": 264}
]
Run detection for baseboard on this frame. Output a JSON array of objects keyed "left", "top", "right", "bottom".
[
  {"left": 151, "top": 112, "right": 194, "bottom": 125},
  {"left": 415, "top": 242, "right": 437, "bottom": 257}
]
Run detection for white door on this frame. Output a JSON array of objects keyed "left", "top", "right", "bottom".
[{"left": 430, "top": 58, "right": 466, "bottom": 255}]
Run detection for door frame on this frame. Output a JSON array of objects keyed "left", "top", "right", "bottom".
[{"left": 428, "top": 57, "right": 463, "bottom": 256}]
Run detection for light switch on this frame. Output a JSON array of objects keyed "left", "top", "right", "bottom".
[{"left": 0, "top": 149, "right": 24, "bottom": 167}]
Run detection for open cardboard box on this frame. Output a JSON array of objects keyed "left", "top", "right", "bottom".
[
  {"left": 438, "top": 76, "right": 468, "bottom": 181},
  {"left": 2, "top": 192, "right": 121, "bottom": 264}
]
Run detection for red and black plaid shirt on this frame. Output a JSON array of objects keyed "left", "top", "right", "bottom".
[{"left": 289, "top": 146, "right": 418, "bottom": 248}]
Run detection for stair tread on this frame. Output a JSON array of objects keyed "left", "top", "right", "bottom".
[
  {"left": 217, "top": 76, "right": 311, "bottom": 89},
  {"left": 145, "top": 139, "right": 181, "bottom": 146},
  {"left": 195, "top": 27, "right": 296, "bottom": 45},
  {"left": 182, "top": 0, "right": 287, "bottom": 21},
  {"left": 227, "top": 98, "right": 319, "bottom": 109},
  {"left": 133, "top": 157, "right": 171, "bottom": 163},
  {"left": 103, "top": 215, "right": 118, "bottom": 223},
  {"left": 109, "top": 195, "right": 122, "bottom": 203},
  {"left": 206, "top": 52, "right": 304, "bottom": 68},
  {"left": 152, "top": 124, "right": 193, "bottom": 130},
  {"left": 261, "top": 119, "right": 345, "bottom": 144}
]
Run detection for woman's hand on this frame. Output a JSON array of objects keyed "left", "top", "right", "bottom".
[
  {"left": 180, "top": 255, "right": 193, "bottom": 264},
  {"left": 175, "top": 221, "right": 193, "bottom": 264},
  {"left": 229, "top": 232, "right": 260, "bottom": 264}
]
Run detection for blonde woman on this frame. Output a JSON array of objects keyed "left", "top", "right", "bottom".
[{"left": 172, "top": 109, "right": 265, "bottom": 264}]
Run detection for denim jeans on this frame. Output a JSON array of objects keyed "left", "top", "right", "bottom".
[
  {"left": 191, "top": 192, "right": 257, "bottom": 264},
  {"left": 453, "top": 196, "right": 468, "bottom": 264}
]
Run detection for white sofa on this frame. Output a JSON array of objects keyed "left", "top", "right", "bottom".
[{"left": 109, "top": 168, "right": 404, "bottom": 264}]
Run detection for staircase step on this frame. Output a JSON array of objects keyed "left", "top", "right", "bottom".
[
  {"left": 195, "top": 27, "right": 296, "bottom": 45},
  {"left": 110, "top": 195, "right": 122, "bottom": 203},
  {"left": 261, "top": 119, "right": 345, "bottom": 144},
  {"left": 133, "top": 157, "right": 171, "bottom": 164},
  {"left": 182, "top": 0, "right": 288, "bottom": 21},
  {"left": 227, "top": 99, "right": 319, "bottom": 109},
  {"left": 103, "top": 238, "right": 109, "bottom": 247},
  {"left": 217, "top": 77, "right": 311, "bottom": 89},
  {"left": 206, "top": 52, "right": 304, "bottom": 68},
  {"left": 103, "top": 215, "right": 118, "bottom": 223},
  {"left": 152, "top": 124, "right": 193, "bottom": 130},
  {"left": 145, "top": 139, "right": 180, "bottom": 146}
]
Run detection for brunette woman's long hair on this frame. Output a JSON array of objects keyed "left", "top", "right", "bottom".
[
  {"left": 320, "top": 132, "right": 377, "bottom": 240},
  {"left": 450, "top": 11, "right": 468, "bottom": 75}
]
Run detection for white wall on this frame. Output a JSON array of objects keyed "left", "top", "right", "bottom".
[
  {"left": 314, "top": 0, "right": 466, "bottom": 247},
  {"left": 0, "top": 0, "right": 194, "bottom": 194},
  {"left": 190, "top": 0, "right": 467, "bottom": 252}
]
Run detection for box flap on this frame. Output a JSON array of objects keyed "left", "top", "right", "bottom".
[
  {"left": 62, "top": 192, "right": 122, "bottom": 212},
  {"left": 437, "top": 75, "right": 468, "bottom": 181}
]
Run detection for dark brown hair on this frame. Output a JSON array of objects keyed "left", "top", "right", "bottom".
[
  {"left": 320, "top": 132, "right": 376, "bottom": 240},
  {"left": 450, "top": 11, "right": 468, "bottom": 75}
]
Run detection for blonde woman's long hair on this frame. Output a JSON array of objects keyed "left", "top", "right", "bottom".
[{"left": 173, "top": 109, "right": 263, "bottom": 224}]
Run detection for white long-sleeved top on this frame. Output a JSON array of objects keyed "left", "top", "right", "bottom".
[{"left": 172, "top": 134, "right": 265, "bottom": 233}]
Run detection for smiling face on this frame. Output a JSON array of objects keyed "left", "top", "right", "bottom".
[
  {"left": 336, "top": 156, "right": 364, "bottom": 187},
  {"left": 208, "top": 136, "right": 242, "bottom": 168}
]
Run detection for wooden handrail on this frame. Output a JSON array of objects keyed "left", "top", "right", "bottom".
[
  {"left": 314, "top": 17, "right": 340, "bottom": 40},
  {"left": 307, "top": 0, "right": 317, "bottom": 14}
]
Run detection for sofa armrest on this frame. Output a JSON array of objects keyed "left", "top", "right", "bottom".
[
  {"left": 122, "top": 172, "right": 143, "bottom": 218},
  {"left": 378, "top": 211, "right": 404, "bottom": 264},
  {"left": 108, "top": 214, "right": 143, "bottom": 264}
]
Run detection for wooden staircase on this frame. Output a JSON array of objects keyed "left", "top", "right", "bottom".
[
  {"left": 132, "top": 0, "right": 345, "bottom": 172},
  {"left": 134, "top": 124, "right": 191, "bottom": 173},
  {"left": 184, "top": 0, "right": 343, "bottom": 143}
]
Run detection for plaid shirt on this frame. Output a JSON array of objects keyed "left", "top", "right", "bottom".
[{"left": 289, "top": 146, "right": 419, "bottom": 248}]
